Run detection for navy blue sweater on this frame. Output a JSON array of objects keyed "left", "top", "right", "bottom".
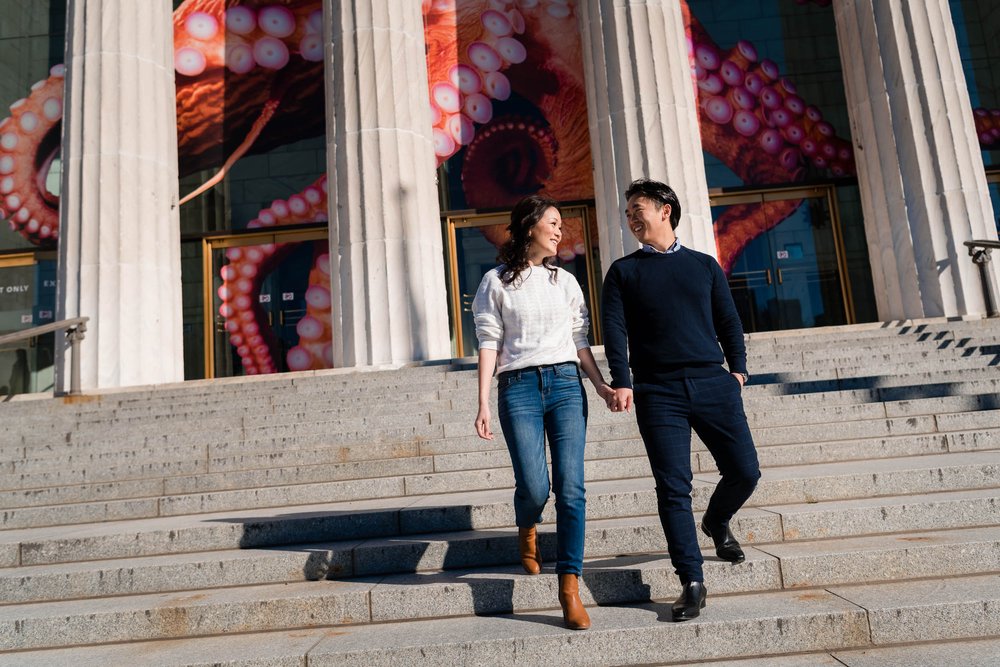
[{"left": 601, "top": 247, "right": 747, "bottom": 389}]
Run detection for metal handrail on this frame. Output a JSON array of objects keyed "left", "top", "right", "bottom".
[
  {"left": 0, "top": 316, "right": 89, "bottom": 395},
  {"left": 964, "top": 240, "right": 1000, "bottom": 318}
]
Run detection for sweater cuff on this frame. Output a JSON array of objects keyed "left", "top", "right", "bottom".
[{"left": 478, "top": 340, "right": 500, "bottom": 351}]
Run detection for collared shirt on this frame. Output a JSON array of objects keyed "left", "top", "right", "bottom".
[{"left": 641, "top": 239, "right": 682, "bottom": 254}]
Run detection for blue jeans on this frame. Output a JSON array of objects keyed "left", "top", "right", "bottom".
[
  {"left": 634, "top": 373, "right": 760, "bottom": 584},
  {"left": 497, "top": 362, "right": 588, "bottom": 575}
]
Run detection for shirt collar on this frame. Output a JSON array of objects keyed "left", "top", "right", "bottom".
[{"left": 641, "top": 239, "right": 682, "bottom": 254}]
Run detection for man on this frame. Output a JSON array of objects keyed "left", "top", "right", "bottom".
[{"left": 602, "top": 178, "right": 760, "bottom": 622}]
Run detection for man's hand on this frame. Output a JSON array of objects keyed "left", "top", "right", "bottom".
[
  {"left": 475, "top": 405, "right": 494, "bottom": 440},
  {"left": 610, "top": 387, "right": 633, "bottom": 413},
  {"left": 731, "top": 372, "right": 746, "bottom": 388}
]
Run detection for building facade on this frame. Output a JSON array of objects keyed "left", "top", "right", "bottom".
[{"left": 0, "top": 0, "right": 998, "bottom": 393}]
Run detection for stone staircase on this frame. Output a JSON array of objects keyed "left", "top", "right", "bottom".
[{"left": 0, "top": 318, "right": 999, "bottom": 665}]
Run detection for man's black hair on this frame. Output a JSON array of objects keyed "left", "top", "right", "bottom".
[{"left": 624, "top": 178, "right": 681, "bottom": 229}]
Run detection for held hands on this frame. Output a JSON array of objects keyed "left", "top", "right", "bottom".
[
  {"left": 475, "top": 404, "right": 494, "bottom": 440},
  {"left": 607, "top": 387, "right": 633, "bottom": 413}
]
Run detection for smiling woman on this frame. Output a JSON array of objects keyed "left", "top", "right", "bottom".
[{"left": 471, "top": 193, "right": 614, "bottom": 631}]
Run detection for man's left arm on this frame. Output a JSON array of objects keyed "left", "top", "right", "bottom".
[{"left": 709, "top": 260, "right": 748, "bottom": 385}]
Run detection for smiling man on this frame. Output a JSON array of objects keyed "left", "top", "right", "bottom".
[{"left": 601, "top": 178, "right": 761, "bottom": 622}]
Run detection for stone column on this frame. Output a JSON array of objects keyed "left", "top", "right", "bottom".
[
  {"left": 834, "top": 0, "right": 999, "bottom": 320},
  {"left": 577, "top": 0, "right": 715, "bottom": 270},
  {"left": 56, "top": 0, "right": 184, "bottom": 391},
  {"left": 323, "top": 0, "right": 451, "bottom": 367}
]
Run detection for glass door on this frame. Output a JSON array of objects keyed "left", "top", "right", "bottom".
[
  {"left": 203, "top": 229, "right": 331, "bottom": 378},
  {"left": 711, "top": 187, "right": 853, "bottom": 333},
  {"left": 0, "top": 252, "right": 57, "bottom": 395},
  {"left": 445, "top": 206, "right": 600, "bottom": 357}
]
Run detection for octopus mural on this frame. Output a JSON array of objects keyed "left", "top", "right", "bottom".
[{"left": 0, "top": 0, "right": 996, "bottom": 375}]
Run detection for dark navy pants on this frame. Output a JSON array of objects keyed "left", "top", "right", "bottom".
[{"left": 634, "top": 372, "right": 760, "bottom": 584}]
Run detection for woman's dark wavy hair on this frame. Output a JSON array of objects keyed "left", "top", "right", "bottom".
[{"left": 497, "top": 195, "right": 561, "bottom": 285}]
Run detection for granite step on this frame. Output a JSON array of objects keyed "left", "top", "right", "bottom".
[
  {"left": 3, "top": 530, "right": 997, "bottom": 652},
  {"left": 3, "top": 472, "right": 998, "bottom": 572},
  {"left": 10, "top": 574, "right": 996, "bottom": 666},
  {"left": 2, "top": 446, "right": 996, "bottom": 530},
  {"left": 9, "top": 635, "right": 1000, "bottom": 667},
  {"left": 5, "top": 519, "right": 997, "bottom": 609}
]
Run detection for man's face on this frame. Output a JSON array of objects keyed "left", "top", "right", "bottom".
[{"left": 625, "top": 195, "right": 672, "bottom": 245}]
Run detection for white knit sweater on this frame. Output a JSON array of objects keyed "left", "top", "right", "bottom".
[{"left": 472, "top": 264, "right": 591, "bottom": 374}]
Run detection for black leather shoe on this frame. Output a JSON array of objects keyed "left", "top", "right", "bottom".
[
  {"left": 671, "top": 581, "right": 707, "bottom": 621},
  {"left": 701, "top": 519, "right": 746, "bottom": 563}
]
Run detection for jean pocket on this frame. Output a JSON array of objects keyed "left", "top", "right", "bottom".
[
  {"left": 553, "top": 363, "right": 581, "bottom": 380},
  {"left": 498, "top": 372, "right": 521, "bottom": 391}
]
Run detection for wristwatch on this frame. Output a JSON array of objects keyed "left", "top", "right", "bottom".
[{"left": 737, "top": 371, "right": 749, "bottom": 384}]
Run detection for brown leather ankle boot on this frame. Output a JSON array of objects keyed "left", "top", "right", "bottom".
[
  {"left": 558, "top": 573, "right": 591, "bottom": 630},
  {"left": 518, "top": 526, "right": 541, "bottom": 575}
]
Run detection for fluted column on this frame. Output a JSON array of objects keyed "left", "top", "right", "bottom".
[
  {"left": 577, "top": 0, "right": 715, "bottom": 269},
  {"left": 323, "top": 0, "right": 450, "bottom": 367},
  {"left": 834, "top": 0, "right": 999, "bottom": 319},
  {"left": 56, "top": 0, "right": 183, "bottom": 390}
]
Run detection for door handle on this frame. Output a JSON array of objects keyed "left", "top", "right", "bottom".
[
  {"left": 776, "top": 268, "right": 783, "bottom": 285},
  {"left": 765, "top": 269, "right": 772, "bottom": 285}
]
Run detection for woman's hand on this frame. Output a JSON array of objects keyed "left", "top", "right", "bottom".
[
  {"left": 596, "top": 383, "right": 616, "bottom": 410},
  {"left": 475, "top": 405, "right": 494, "bottom": 440}
]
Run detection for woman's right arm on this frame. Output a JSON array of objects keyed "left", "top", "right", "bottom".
[
  {"left": 475, "top": 347, "right": 498, "bottom": 440},
  {"left": 471, "top": 271, "right": 503, "bottom": 440}
]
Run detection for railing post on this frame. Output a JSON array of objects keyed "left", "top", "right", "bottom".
[
  {"left": 66, "top": 322, "right": 88, "bottom": 396},
  {"left": 966, "top": 241, "right": 1000, "bottom": 318}
]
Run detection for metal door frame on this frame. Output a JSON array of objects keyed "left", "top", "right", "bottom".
[
  {"left": 708, "top": 184, "right": 856, "bottom": 326},
  {"left": 201, "top": 228, "right": 328, "bottom": 378}
]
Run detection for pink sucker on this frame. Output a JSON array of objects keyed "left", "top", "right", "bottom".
[
  {"left": 450, "top": 64, "right": 482, "bottom": 95},
  {"left": 484, "top": 71, "right": 511, "bottom": 100},
  {"left": 449, "top": 113, "right": 475, "bottom": 145},
  {"left": 759, "top": 86, "right": 781, "bottom": 110},
  {"left": 299, "top": 35, "right": 323, "bottom": 62},
  {"left": 253, "top": 37, "right": 290, "bottom": 70},
  {"left": 732, "top": 110, "right": 761, "bottom": 137},
  {"left": 257, "top": 6, "right": 296, "bottom": 39},
  {"left": 481, "top": 9, "right": 513, "bottom": 37},
  {"left": 286, "top": 347, "right": 313, "bottom": 371},
  {"left": 779, "top": 147, "right": 801, "bottom": 171},
  {"left": 225, "top": 7, "right": 256, "bottom": 36},
  {"left": 729, "top": 86, "right": 755, "bottom": 110},
  {"left": 780, "top": 78, "right": 797, "bottom": 94},
  {"left": 800, "top": 138, "right": 818, "bottom": 156},
  {"left": 816, "top": 121, "right": 834, "bottom": 137},
  {"left": 719, "top": 60, "right": 744, "bottom": 87},
  {"left": 463, "top": 93, "right": 493, "bottom": 124},
  {"left": 174, "top": 47, "right": 207, "bottom": 77},
  {"left": 806, "top": 105, "right": 823, "bottom": 121},
  {"left": 784, "top": 95, "right": 805, "bottom": 115},
  {"left": 698, "top": 73, "right": 724, "bottom": 95},
  {"left": 468, "top": 42, "right": 502, "bottom": 72},
  {"left": 783, "top": 124, "right": 805, "bottom": 144},
  {"left": 226, "top": 44, "right": 255, "bottom": 74},
  {"left": 305, "top": 285, "right": 332, "bottom": 309},
  {"left": 744, "top": 72, "right": 764, "bottom": 95},
  {"left": 496, "top": 37, "right": 527, "bottom": 65},
  {"left": 185, "top": 12, "right": 219, "bottom": 41},
  {"left": 759, "top": 128, "right": 783, "bottom": 154},
  {"left": 433, "top": 128, "right": 456, "bottom": 157},
  {"left": 760, "top": 59, "right": 779, "bottom": 80},
  {"left": 770, "top": 108, "right": 792, "bottom": 128},
  {"left": 703, "top": 96, "right": 734, "bottom": 124},
  {"left": 736, "top": 40, "right": 758, "bottom": 63},
  {"left": 432, "top": 82, "right": 461, "bottom": 113},
  {"left": 695, "top": 43, "right": 721, "bottom": 70}
]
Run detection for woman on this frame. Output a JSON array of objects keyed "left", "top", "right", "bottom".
[{"left": 472, "top": 195, "right": 614, "bottom": 630}]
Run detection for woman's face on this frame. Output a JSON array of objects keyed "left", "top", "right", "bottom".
[{"left": 528, "top": 207, "right": 563, "bottom": 261}]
